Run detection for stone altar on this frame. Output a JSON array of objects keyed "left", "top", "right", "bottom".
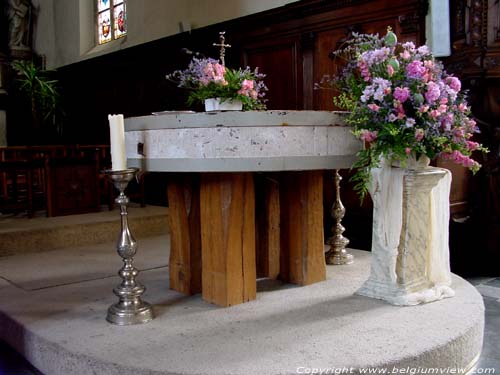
[{"left": 125, "top": 111, "right": 361, "bottom": 306}]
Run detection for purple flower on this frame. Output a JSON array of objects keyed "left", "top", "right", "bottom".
[
  {"left": 405, "top": 118, "right": 416, "bottom": 128},
  {"left": 360, "top": 47, "right": 391, "bottom": 67},
  {"left": 425, "top": 82, "right": 441, "bottom": 103},
  {"left": 417, "top": 45, "right": 431, "bottom": 55},
  {"left": 406, "top": 60, "right": 426, "bottom": 79},
  {"left": 402, "top": 42, "right": 416, "bottom": 51},
  {"left": 394, "top": 87, "right": 410, "bottom": 103},
  {"left": 446, "top": 76, "right": 461, "bottom": 92}
]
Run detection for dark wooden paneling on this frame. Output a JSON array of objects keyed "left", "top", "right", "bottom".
[
  {"left": 49, "top": 158, "right": 100, "bottom": 216},
  {"left": 242, "top": 37, "right": 301, "bottom": 110}
]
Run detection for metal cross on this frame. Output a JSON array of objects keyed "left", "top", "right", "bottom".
[{"left": 213, "top": 31, "right": 231, "bottom": 66}]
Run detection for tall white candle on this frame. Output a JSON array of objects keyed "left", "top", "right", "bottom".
[{"left": 108, "top": 114, "right": 127, "bottom": 171}]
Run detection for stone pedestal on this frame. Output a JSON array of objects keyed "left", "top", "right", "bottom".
[{"left": 357, "top": 165, "right": 454, "bottom": 305}]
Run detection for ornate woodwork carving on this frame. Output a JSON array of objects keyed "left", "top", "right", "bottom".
[{"left": 444, "top": 0, "right": 500, "bottom": 270}]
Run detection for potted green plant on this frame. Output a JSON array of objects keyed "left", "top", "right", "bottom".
[{"left": 11, "top": 60, "right": 63, "bottom": 141}]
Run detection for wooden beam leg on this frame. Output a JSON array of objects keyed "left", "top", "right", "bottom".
[
  {"left": 200, "top": 172, "right": 256, "bottom": 307},
  {"left": 280, "top": 171, "right": 326, "bottom": 285},
  {"left": 255, "top": 173, "right": 280, "bottom": 279},
  {"left": 167, "top": 174, "right": 202, "bottom": 295}
]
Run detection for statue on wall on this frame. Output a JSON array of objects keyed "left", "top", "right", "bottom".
[{"left": 7, "top": 0, "right": 32, "bottom": 50}]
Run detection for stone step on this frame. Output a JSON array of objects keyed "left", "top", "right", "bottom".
[{"left": 0, "top": 205, "right": 169, "bottom": 257}]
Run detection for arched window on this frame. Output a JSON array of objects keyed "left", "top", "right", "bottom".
[{"left": 97, "top": 0, "right": 126, "bottom": 45}]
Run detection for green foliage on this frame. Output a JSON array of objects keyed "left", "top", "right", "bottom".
[{"left": 12, "top": 60, "right": 64, "bottom": 135}]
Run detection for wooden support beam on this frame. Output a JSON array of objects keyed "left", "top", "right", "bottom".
[
  {"left": 255, "top": 173, "right": 280, "bottom": 279},
  {"left": 200, "top": 172, "right": 256, "bottom": 307},
  {"left": 167, "top": 174, "right": 202, "bottom": 295},
  {"left": 280, "top": 171, "right": 326, "bottom": 285}
]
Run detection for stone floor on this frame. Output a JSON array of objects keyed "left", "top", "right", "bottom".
[
  {"left": 0, "top": 206, "right": 497, "bottom": 373},
  {"left": 469, "top": 277, "right": 500, "bottom": 370},
  {"left": 0, "top": 279, "right": 497, "bottom": 374}
]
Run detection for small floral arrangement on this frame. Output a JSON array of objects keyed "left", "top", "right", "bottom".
[
  {"left": 322, "top": 28, "right": 488, "bottom": 199},
  {"left": 166, "top": 57, "right": 267, "bottom": 110}
]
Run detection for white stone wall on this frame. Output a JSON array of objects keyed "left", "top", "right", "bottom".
[{"left": 33, "top": 0, "right": 300, "bottom": 69}]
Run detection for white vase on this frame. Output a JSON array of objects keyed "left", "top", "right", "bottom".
[{"left": 204, "top": 98, "right": 243, "bottom": 112}]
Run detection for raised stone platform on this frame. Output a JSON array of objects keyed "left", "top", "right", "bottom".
[
  {"left": 0, "top": 235, "right": 484, "bottom": 375},
  {"left": 0, "top": 205, "right": 169, "bottom": 256}
]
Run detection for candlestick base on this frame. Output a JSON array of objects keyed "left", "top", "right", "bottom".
[{"left": 107, "top": 301, "right": 154, "bottom": 326}]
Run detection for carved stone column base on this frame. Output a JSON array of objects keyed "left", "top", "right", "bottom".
[{"left": 357, "top": 166, "right": 454, "bottom": 306}]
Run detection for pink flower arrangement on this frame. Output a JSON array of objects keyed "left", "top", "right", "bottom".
[
  {"left": 324, "top": 27, "right": 488, "bottom": 198},
  {"left": 166, "top": 57, "right": 267, "bottom": 110}
]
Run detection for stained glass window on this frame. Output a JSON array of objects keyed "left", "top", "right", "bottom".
[{"left": 97, "top": 0, "right": 126, "bottom": 45}]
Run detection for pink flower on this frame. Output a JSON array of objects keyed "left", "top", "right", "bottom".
[
  {"left": 400, "top": 50, "right": 411, "bottom": 60},
  {"left": 430, "top": 110, "right": 441, "bottom": 119},
  {"left": 424, "top": 60, "right": 434, "bottom": 69},
  {"left": 238, "top": 79, "right": 257, "bottom": 97},
  {"left": 394, "top": 87, "right": 410, "bottom": 103},
  {"left": 387, "top": 64, "right": 394, "bottom": 77},
  {"left": 396, "top": 104, "right": 405, "bottom": 118},
  {"left": 203, "top": 62, "right": 227, "bottom": 85},
  {"left": 442, "top": 150, "right": 479, "bottom": 169},
  {"left": 466, "top": 141, "right": 479, "bottom": 151},
  {"left": 405, "top": 147, "right": 412, "bottom": 155},
  {"left": 453, "top": 127, "right": 465, "bottom": 140},
  {"left": 406, "top": 60, "right": 426, "bottom": 79},
  {"left": 425, "top": 82, "right": 441, "bottom": 103},
  {"left": 458, "top": 103, "right": 468, "bottom": 112},
  {"left": 358, "top": 61, "right": 371, "bottom": 82},
  {"left": 446, "top": 76, "right": 461, "bottom": 92},
  {"left": 213, "top": 63, "right": 226, "bottom": 78},
  {"left": 241, "top": 79, "right": 254, "bottom": 91},
  {"left": 439, "top": 104, "right": 448, "bottom": 113},
  {"left": 359, "top": 129, "right": 378, "bottom": 143},
  {"left": 418, "top": 105, "right": 429, "bottom": 113},
  {"left": 367, "top": 103, "right": 380, "bottom": 112}
]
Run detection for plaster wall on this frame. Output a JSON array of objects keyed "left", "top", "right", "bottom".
[{"left": 33, "top": 0, "right": 299, "bottom": 69}]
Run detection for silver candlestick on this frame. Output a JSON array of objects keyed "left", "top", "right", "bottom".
[
  {"left": 325, "top": 169, "right": 354, "bottom": 265},
  {"left": 104, "top": 168, "right": 154, "bottom": 325}
]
